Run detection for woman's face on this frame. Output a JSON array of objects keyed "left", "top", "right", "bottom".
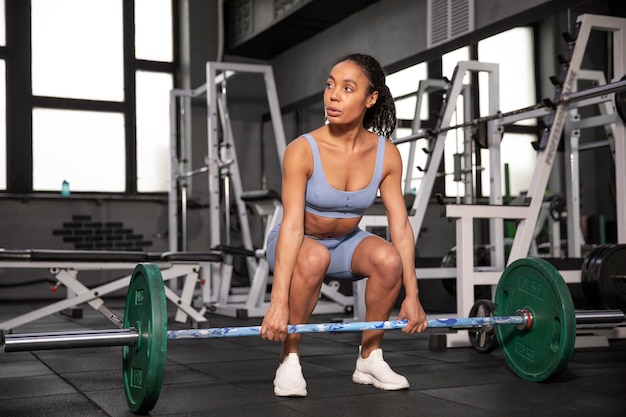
[{"left": 324, "top": 60, "right": 378, "bottom": 127}]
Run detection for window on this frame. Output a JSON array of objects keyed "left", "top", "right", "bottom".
[
  {"left": 0, "top": 0, "right": 5, "bottom": 189},
  {"left": 0, "top": 60, "right": 5, "bottom": 190},
  {"left": 442, "top": 47, "right": 470, "bottom": 198},
  {"left": 442, "top": 47, "right": 470, "bottom": 82},
  {"left": 32, "top": 109, "right": 126, "bottom": 192},
  {"left": 480, "top": 133, "right": 537, "bottom": 197},
  {"left": 4, "top": 0, "right": 175, "bottom": 194},
  {"left": 434, "top": 28, "right": 536, "bottom": 199},
  {"left": 478, "top": 27, "right": 536, "bottom": 118},
  {"left": 136, "top": 71, "right": 174, "bottom": 192},
  {"left": 478, "top": 27, "right": 536, "bottom": 197},
  {"left": 0, "top": 0, "right": 5, "bottom": 46},
  {"left": 31, "top": 0, "right": 124, "bottom": 101},
  {"left": 135, "top": 0, "right": 173, "bottom": 62},
  {"left": 386, "top": 63, "right": 428, "bottom": 192}
]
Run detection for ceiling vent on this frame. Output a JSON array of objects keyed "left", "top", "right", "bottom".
[{"left": 427, "top": 0, "right": 474, "bottom": 48}]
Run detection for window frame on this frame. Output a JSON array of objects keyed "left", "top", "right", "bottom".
[{"left": 2, "top": 0, "right": 177, "bottom": 195}]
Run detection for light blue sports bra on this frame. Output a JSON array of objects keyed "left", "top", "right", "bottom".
[{"left": 303, "top": 133, "right": 385, "bottom": 219}]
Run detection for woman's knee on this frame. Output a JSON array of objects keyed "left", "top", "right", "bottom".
[
  {"left": 295, "top": 243, "right": 331, "bottom": 281},
  {"left": 369, "top": 245, "right": 403, "bottom": 278}
]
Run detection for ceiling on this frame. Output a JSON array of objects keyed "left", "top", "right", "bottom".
[{"left": 225, "top": 0, "right": 381, "bottom": 60}]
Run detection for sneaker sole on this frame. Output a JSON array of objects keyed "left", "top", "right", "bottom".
[
  {"left": 352, "top": 370, "right": 409, "bottom": 391},
  {"left": 274, "top": 387, "right": 307, "bottom": 397}
]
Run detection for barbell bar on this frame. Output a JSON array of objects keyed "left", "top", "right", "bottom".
[
  {"left": 2, "top": 259, "right": 625, "bottom": 414},
  {"left": 393, "top": 77, "right": 626, "bottom": 146},
  {"left": 3, "top": 316, "right": 529, "bottom": 352},
  {"left": 7, "top": 308, "right": 623, "bottom": 351},
  {"left": 4, "top": 310, "right": 624, "bottom": 353}
]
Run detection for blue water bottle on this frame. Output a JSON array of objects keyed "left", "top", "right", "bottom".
[{"left": 61, "top": 180, "right": 71, "bottom": 196}]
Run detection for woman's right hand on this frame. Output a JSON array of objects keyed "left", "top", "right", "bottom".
[{"left": 260, "top": 301, "right": 290, "bottom": 342}]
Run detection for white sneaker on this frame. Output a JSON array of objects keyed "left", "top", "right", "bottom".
[
  {"left": 273, "top": 353, "right": 307, "bottom": 397},
  {"left": 352, "top": 347, "right": 409, "bottom": 390}
]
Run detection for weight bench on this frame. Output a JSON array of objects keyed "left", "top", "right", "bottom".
[{"left": 0, "top": 249, "right": 223, "bottom": 333}]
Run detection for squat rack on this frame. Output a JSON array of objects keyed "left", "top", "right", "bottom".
[
  {"left": 169, "top": 62, "right": 354, "bottom": 318},
  {"left": 448, "top": 13, "right": 626, "bottom": 347},
  {"left": 356, "top": 15, "right": 626, "bottom": 346}
]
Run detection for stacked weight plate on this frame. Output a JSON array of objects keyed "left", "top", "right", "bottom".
[{"left": 581, "top": 244, "right": 626, "bottom": 312}]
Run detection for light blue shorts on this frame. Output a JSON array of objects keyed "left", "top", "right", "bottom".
[{"left": 265, "top": 223, "right": 374, "bottom": 280}]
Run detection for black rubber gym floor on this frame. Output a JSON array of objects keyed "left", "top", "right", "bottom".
[{"left": 1, "top": 299, "right": 625, "bottom": 417}]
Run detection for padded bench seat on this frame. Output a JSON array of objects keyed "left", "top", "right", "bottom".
[{"left": 0, "top": 248, "right": 225, "bottom": 333}]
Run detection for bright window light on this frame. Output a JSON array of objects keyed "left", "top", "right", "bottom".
[
  {"left": 478, "top": 27, "right": 536, "bottom": 122},
  {"left": 31, "top": 0, "right": 124, "bottom": 101},
  {"left": 481, "top": 133, "right": 537, "bottom": 197},
  {"left": 387, "top": 63, "right": 428, "bottom": 192},
  {"left": 442, "top": 47, "right": 470, "bottom": 83},
  {"left": 441, "top": 47, "right": 471, "bottom": 197},
  {"left": 478, "top": 27, "right": 537, "bottom": 198},
  {"left": 386, "top": 65, "right": 427, "bottom": 98},
  {"left": 136, "top": 71, "right": 174, "bottom": 192},
  {"left": 395, "top": 96, "right": 418, "bottom": 120},
  {"left": 0, "top": 61, "right": 5, "bottom": 189},
  {"left": 135, "top": 0, "right": 173, "bottom": 62},
  {"left": 0, "top": 0, "right": 5, "bottom": 46},
  {"left": 395, "top": 134, "right": 430, "bottom": 193},
  {"left": 32, "top": 109, "right": 126, "bottom": 192}
]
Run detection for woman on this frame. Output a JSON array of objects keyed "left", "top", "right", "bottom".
[{"left": 261, "top": 53, "right": 428, "bottom": 396}]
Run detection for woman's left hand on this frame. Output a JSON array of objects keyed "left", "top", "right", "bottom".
[{"left": 397, "top": 296, "right": 428, "bottom": 334}]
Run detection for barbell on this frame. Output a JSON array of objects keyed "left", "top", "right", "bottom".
[{"left": 2, "top": 258, "right": 624, "bottom": 414}]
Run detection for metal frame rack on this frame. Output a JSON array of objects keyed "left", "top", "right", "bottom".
[
  {"left": 169, "top": 62, "right": 353, "bottom": 318},
  {"left": 357, "top": 15, "right": 626, "bottom": 350}
]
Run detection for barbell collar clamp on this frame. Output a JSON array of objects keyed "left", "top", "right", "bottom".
[{"left": 515, "top": 309, "right": 533, "bottom": 331}]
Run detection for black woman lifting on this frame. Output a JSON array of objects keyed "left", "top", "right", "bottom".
[{"left": 261, "top": 53, "right": 428, "bottom": 396}]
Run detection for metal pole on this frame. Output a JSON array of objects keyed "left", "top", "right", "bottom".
[
  {"left": 575, "top": 309, "right": 625, "bottom": 327},
  {"left": 393, "top": 77, "right": 626, "bottom": 147},
  {"left": 4, "top": 310, "right": 622, "bottom": 350},
  {"left": 561, "top": 78, "right": 626, "bottom": 104},
  {"left": 4, "top": 329, "right": 138, "bottom": 352}
]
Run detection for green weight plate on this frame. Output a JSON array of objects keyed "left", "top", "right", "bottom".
[
  {"left": 597, "top": 244, "right": 626, "bottom": 311},
  {"left": 123, "top": 263, "right": 168, "bottom": 414},
  {"left": 495, "top": 258, "right": 576, "bottom": 382}
]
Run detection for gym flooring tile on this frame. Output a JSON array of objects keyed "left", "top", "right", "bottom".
[{"left": 1, "top": 299, "right": 625, "bottom": 417}]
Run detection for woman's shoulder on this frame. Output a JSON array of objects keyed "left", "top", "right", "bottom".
[
  {"left": 284, "top": 135, "right": 314, "bottom": 162},
  {"left": 287, "top": 127, "right": 327, "bottom": 151},
  {"left": 382, "top": 136, "right": 402, "bottom": 165},
  {"left": 287, "top": 134, "right": 312, "bottom": 150}
]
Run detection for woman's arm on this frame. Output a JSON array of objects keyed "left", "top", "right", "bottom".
[
  {"left": 261, "top": 137, "right": 311, "bottom": 340},
  {"left": 379, "top": 141, "right": 428, "bottom": 333}
]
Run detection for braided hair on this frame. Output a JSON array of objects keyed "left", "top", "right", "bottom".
[{"left": 333, "top": 53, "right": 397, "bottom": 140}]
